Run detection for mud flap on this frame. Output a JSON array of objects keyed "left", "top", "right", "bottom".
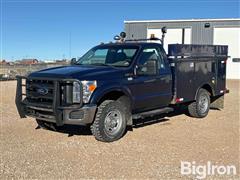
[
  {"left": 127, "top": 115, "right": 133, "bottom": 126},
  {"left": 210, "top": 95, "right": 224, "bottom": 109}
]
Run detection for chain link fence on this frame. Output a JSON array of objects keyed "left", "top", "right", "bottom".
[{"left": 0, "top": 63, "right": 68, "bottom": 81}]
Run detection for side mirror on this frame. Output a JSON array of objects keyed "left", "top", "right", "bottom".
[
  {"left": 71, "top": 58, "right": 77, "bottom": 65},
  {"left": 137, "top": 59, "right": 158, "bottom": 76}
]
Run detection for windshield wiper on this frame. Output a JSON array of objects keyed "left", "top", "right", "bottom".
[
  {"left": 75, "top": 62, "right": 116, "bottom": 68},
  {"left": 90, "top": 63, "right": 114, "bottom": 67}
]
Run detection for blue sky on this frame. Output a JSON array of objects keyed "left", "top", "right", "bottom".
[{"left": 1, "top": 0, "right": 239, "bottom": 61}]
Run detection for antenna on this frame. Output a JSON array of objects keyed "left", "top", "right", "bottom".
[
  {"left": 69, "top": 32, "right": 72, "bottom": 59},
  {"left": 161, "top": 26, "right": 167, "bottom": 46}
]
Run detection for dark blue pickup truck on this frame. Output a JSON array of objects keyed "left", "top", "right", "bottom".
[{"left": 15, "top": 35, "right": 229, "bottom": 142}]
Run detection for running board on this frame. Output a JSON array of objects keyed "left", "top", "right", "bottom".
[{"left": 132, "top": 107, "right": 174, "bottom": 119}]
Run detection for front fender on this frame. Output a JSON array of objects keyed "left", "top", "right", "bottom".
[{"left": 89, "top": 83, "right": 133, "bottom": 105}]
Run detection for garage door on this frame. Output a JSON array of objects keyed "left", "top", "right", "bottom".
[
  {"left": 147, "top": 28, "right": 191, "bottom": 53},
  {"left": 214, "top": 27, "right": 240, "bottom": 79}
]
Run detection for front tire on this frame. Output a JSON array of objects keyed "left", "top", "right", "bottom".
[
  {"left": 90, "top": 99, "right": 127, "bottom": 142},
  {"left": 188, "top": 88, "right": 210, "bottom": 118}
]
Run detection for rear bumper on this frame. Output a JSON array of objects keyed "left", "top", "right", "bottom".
[{"left": 15, "top": 76, "right": 97, "bottom": 126}]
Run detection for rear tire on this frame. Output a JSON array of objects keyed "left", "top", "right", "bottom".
[
  {"left": 188, "top": 88, "right": 210, "bottom": 118},
  {"left": 90, "top": 99, "right": 127, "bottom": 142}
]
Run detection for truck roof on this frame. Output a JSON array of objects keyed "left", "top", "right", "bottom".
[{"left": 97, "top": 42, "right": 163, "bottom": 48}]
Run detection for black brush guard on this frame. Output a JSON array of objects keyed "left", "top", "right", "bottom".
[{"left": 15, "top": 76, "right": 83, "bottom": 126}]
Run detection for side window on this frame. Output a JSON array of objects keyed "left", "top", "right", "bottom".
[
  {"left": 137, "top": 48, "right": 158, "bottom": 76},
  {"left": 139, "top": 48, "right": 160, "bottom": 65},
  {"left": 139, "top": 47, "right": 166, "bottom": 70}
]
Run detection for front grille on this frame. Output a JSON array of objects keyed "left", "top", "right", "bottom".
[{"left": 26, "top": 79, "right": 55, "bottom": 107}]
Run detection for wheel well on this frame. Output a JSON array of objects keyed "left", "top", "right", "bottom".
[
  {"left": 97, "top": 91, "right": 126, "bottom": 106},
  {"left": 201, "top": 84, "right": 214, "bottom": 97}
]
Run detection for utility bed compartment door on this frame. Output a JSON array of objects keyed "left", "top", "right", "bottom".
[
  {"left": 172, "top": 61, "right": 195, "bottom": 101},
  {"left": 215, "top": 57, "right": 227, "bottom": 95},
  {"left": 171, "top": 59, "right": 217, "bottom": 103}
]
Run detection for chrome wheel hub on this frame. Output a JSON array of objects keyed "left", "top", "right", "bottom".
[
  {"left": 199, "top": 94, "right": 208, "bottom": 113},
  {"left": 104, "top": 110, "right": 123, "bottom": 136}
]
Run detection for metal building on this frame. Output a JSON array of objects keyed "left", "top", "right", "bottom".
[{"left": 124, "top": 18, "right": 240, "bottom": 79}]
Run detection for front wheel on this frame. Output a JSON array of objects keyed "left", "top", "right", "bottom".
[
  {"left": 188, "top": 88, "right": 210, "bottom": 118},
  {"left": 90, "top": 99, "right": 127, "bottom": 142}
]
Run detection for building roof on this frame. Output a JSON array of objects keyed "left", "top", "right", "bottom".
[
  {"left": 124, "top": 18, "right": 240, "bottom": 24},
  {"left": 19, "top": 59, "right": 39, "bottom": 64},
  {"left": 21, "top": 59, "right": 38, "bottom": 62}
]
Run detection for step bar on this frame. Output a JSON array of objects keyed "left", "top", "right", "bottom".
[{"left": 132, "top": 107, "right": 174, "bottom": 119}]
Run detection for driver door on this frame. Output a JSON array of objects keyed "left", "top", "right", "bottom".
[{"left": 130, "top": 46, "right": 172, "bottom": 112}]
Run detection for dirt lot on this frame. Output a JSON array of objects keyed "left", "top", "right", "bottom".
[{"left": 0, "top": 80, "right": 239, "bottom": 179}]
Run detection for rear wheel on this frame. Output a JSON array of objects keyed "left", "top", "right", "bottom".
[
  {"left": 188, "top": 88, "right": 210, "bottom": 118},
  {"left": 90, "top": 99, "right": 127, "bottom": 142}
]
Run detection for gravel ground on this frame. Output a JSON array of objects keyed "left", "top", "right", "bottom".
[{"left": 0, "top": 80, "right": 239, "bottom": 179}]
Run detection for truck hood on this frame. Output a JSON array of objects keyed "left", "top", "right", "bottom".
[{"left": 28, "top": 65, "right": 126, "bottom": 80}]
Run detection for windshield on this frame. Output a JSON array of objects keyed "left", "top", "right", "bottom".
[{"left": 76, "top": 46, "right": 139, "bottom": 67}]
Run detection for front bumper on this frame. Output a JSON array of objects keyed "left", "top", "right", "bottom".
[
  {"left": 15, "top": 76, "right": 97, "bottom": 126},
  {"left": 25, "top": 103, "right": 97, "bottom": 125}
]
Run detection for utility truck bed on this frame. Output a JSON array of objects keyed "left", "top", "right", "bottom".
[{"left": 168, "top": 44, "right": 228, "bottom": 104}]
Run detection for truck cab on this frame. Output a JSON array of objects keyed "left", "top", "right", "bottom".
[{"left": 15, "top": 34, "right": 229, "bottom": 142}]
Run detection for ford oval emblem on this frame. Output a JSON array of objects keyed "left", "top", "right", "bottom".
[{"left": 37, "top": 87, "right": 48, "bottom": 95}]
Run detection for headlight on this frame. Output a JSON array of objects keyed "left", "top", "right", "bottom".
[
  {"left": 72, "top": 81, "right": 81, "bottom": 103},
  {"left": 82, "top": 80, "right": 97, "bottom": 103}
]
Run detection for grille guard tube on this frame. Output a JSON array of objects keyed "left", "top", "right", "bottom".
[
  {"left": 15, "top": 76, "right": 84, "bottom": 126},
  {"left": 53, "top": 81, "right": 63, "bottom": 126},
  {"left": 15, "top": 76, "right": 27, "bottom": 118}
]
